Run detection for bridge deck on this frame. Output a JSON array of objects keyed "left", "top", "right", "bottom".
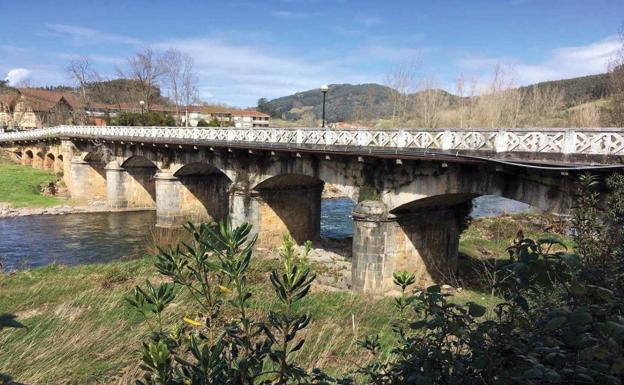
[{"left": 1, "top": 125, "right": 623, "bottom": 168}]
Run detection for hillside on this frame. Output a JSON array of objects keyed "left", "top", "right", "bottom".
[{"left": 266, "top": 73, "right": 612, "bottom": 124}]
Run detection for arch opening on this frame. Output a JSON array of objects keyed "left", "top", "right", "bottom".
[
  {"left": 253, "top": 174, "right": 325, "bottom": 248},
  {"left": 44, "top": 153, "right": 55, "bottom": 170},
  {"left": 386, "top": 192, "right": 546, "bottom": 290},
  {"left": 121, "top": 156, "right": 159, "bottom": 207},
  {"left": 33, "top": 151, "right": 44, "bottom": 169},
  {"left": 166, "top": 162, "right": 232, "bottom": 226},
  {"left": 23, "top": 150, "right": 33, "bottom": 166}
]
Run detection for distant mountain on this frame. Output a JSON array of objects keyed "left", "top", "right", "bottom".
[
  {"left": 519, "top": 73, "right": 610, "bottom": 107},
  {"left": 267, "top": 73, "right": 611, "bottom": 122},
  {"left": 269, "top": 83, "right": 396, "bottom": 122}
]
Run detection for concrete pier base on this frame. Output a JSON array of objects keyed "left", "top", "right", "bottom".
[{"left": 352, "top": 200, "right": 465, "bottom": 293}]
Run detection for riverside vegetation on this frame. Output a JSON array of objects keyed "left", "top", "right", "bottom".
[
  {"left": 1, "top": 175, "right": 624, "bottom": 384},
  {"left": 0, "top": 154, "right": 62, "bottom": 208}
]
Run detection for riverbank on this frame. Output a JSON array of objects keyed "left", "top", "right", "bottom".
[
  {"left": 0, "top": 160, "right": 64, "bottom": 209},
  {"left": 0, "top": 203, "right": 155, "bottom": 218},
  {"left": 0, "top": 213, "right": 572, "bottom": 384}
]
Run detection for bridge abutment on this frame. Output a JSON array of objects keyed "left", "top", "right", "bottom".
[{"left": 352, "top": 201, "right": 466, "bottom": 293}]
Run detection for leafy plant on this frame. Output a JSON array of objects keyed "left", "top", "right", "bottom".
[{"left": 128, "top": 220, "right": 331, "bottom": 385}]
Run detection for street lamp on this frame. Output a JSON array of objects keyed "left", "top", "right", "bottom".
[
  {"left": 139, "top": 100, "right": 145, "bottom": 123},
  {"left": 320, "top": 84, "right": 328, "bottom": 128}
]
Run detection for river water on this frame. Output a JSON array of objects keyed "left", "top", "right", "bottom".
[{"left": 0, "top": 196, "right": 533, "bottom": 271}]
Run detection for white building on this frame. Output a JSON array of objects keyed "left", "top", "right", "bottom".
[{"left": 231, "top": 110, "right": 270, "bottom": 128}]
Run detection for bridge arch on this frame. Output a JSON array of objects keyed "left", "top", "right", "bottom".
[
  {"left": 23, "top": 150, "right": 33, "bottom": 166},
  {"left": 68, "top": 151, "right": 107, "bottom": 204},
  {"left": 247, "top": 173, "right": 325, "bottom": 249},
  {"left": 44, "top": 153, "right": 55, "bottom": 170},
  {"left": 155, "top": 161, "right": 232, "bottom": 227},
  {"left": 33, "top": 151, "right": 45, "bottom": 169},
  {"left": 56, "top": 154, "right": 64, "bottom": 173},
  {"left": 107, "top": 155, "right": 160, "bottom": 209}
]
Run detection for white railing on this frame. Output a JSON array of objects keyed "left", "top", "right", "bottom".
[{"left": 1, "top": 125, "right": 623, "bottom": 155}]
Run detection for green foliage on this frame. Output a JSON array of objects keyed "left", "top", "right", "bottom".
[
  {"left": 196, "top": 119, "right": 210, "bottom": 127},
  {"left": 109, "top": 111, "right": 176, "bottom": 126},
  {"left": 129, "top": 220, "right": 336, "bottom": 385},
  {"left": 358, "top": 173, "right": 624, "bottom": 385}
]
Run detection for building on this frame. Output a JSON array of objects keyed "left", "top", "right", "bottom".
[
  {"left": 0, "top": 94, "right": 15, "bottom": 129},
  {"left": 230, "top": 110, "right": 270, "bottom": 128},
  {"left": 1, "top": 88, "right": 270, "bottom": 129}
]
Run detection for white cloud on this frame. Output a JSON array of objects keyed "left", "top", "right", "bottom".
[
  {"left": 5, "top": 68, "right": 31, "bottom": 85},
  {"left": 456, "top": 36, "right": 620, "bottom": 85},
  {"left": 44, "top": 23, "right": 142, "bottom": 46},
  {"left": 151, "top": 38, "right": 373, "bottom": 106}
]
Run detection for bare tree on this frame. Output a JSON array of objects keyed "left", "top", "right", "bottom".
[
  {"left": 117, "top": 48, "right": 168, "bottom": 111},
  {"left": 164, "top": 49, "right": 200, "bottom": 127},
  {"left": 455, "top": 75, "right": 466, "bottom": 128},
  {"left": 385, "top": 59, "right": 417, "bottom": 127},
  {"left": 525, "top": 84, "right": 565, "bottom": 126},
  {"left": 608, "top": 25, "right": 624, "bottom": 126},
  {"left": 66, "top": 56, "right": 97, "bottom": 105},
  {"left": 415, "top": 76, "right": 448, "bottom": 129},
  {"left": 475, "top": 64, "right": 524, "bottom": 128}
]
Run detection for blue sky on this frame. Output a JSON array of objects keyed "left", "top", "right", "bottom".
[{"left": 1, "top": 0, "right": 623, "bottom": 106}]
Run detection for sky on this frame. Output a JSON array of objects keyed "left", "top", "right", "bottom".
[{"left": 1, "top": 0, "right": 623, "bottom": 107}]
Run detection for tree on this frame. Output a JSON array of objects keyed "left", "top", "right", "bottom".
[
  {"left": 608, "top": 25, "right": 624, "bottom": 126},
  {"left": 117, "top": 48, "right": 168, "bottom": 111},
  {"left": 66, "top": 56, "right": 98, "bottom": 106},
  {"left": 257, "top": 97, "right": 275, "bottom": 116},
  {"left": 385, "top": 59, "right": 417, "bottom": 127},
  {"left": 414, "top": 77, "right": 448, "bottom": 128},
  {"left": 163, "top": 49, "right": 199, "bottom": 127}
]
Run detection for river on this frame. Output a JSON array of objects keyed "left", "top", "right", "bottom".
[{"left": 0, "top": 196, "right": 533, "bottom": 271}]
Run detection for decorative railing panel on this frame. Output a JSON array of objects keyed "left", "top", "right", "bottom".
[{"left": 1, "top": 126, "right": 623, "bottom": 156}]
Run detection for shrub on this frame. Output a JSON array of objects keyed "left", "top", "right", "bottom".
[{"left": 128, "top": 221, "right": 338, "bottom": 385}]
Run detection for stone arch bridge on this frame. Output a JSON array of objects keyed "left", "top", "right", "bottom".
[{"left": 1, "top": 125, "right": 623, "bottom": 293}]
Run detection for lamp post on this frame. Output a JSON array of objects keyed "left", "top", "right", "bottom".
[
  {"left": 321, "top": 84, "right": 328, "bottom": 128},
  {"left": 139, "top": 100, "right": 145, "bottom": 124}
]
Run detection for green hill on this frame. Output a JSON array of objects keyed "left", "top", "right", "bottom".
[{"left": 266, "top": 73, "right": 611, "bottom": 123}]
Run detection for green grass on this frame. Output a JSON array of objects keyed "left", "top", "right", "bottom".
[
  {"left": 0, "top": 158, "right": 63, "bottom": 208},
  {"left": 0, "top": 256, "right": 397, "bottom": 384},
  {"left": 0, "top": 213, "right": 574, "bottom": 384}
]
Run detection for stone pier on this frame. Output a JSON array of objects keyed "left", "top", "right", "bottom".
[
  {"left": 154, "top": 172, "right": 230, "bottom": 228},
  {"left": 233, "top": 183, "right": 324, "bottom": 249},
  {"left": 68, "top": 158, "right": 107, "bottom": 204},
  {"left": 351, "top": 200, "right": 466, "bottom": 293}
]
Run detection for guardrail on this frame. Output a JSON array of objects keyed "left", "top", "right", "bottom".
[{"left": 1, "top": 125, "right": 623, "bottom": 155}]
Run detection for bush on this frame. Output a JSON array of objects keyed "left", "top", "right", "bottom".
[
  {"left": 196, "top": 119, "right": 210, "bottom": 127},
  {"left": 128, "top": 221, "right": 339, "bottom": 384},
  {"left": 110, "top": 111, "right": 177, "bottom": 126}
]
